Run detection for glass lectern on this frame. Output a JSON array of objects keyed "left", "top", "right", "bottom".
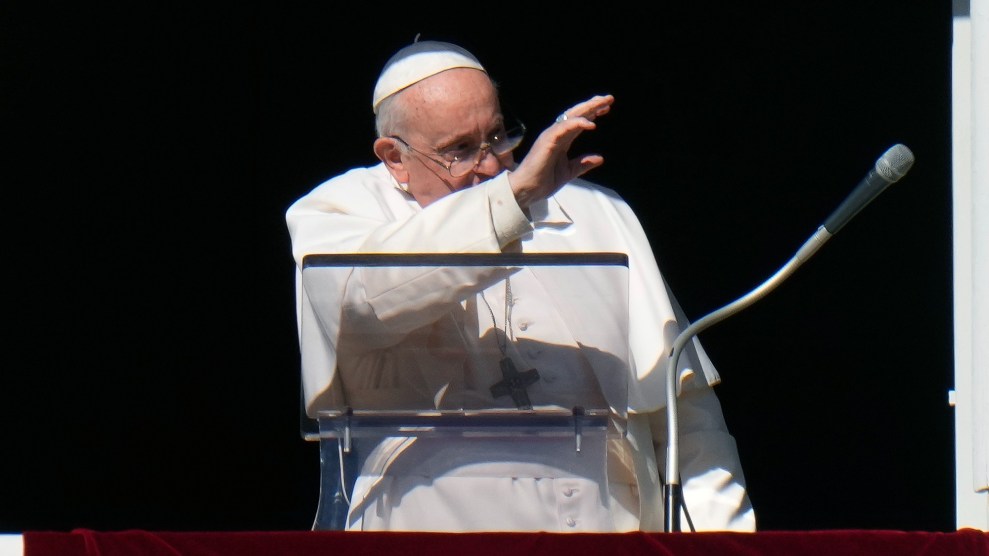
[{"left": 298, "top": 253, "right": 630, "bottom": 531}]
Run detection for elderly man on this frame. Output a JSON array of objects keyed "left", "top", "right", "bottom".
[{"left": 286, "top": 39, "right": 755, "bottom": 532}]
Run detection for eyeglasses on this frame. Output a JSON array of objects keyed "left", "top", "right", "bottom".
[{"left": 390, "top": 121, "right": 526, "bottom": 178}]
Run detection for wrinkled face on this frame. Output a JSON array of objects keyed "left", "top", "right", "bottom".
[{"left": 377, "top": 68, "right": 515, "bottom": 207}]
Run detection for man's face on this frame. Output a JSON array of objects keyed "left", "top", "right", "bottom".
[{"left": 392, "top": 69, "right": 515, "bottom": 207}]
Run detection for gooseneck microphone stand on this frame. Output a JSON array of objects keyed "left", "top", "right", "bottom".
[
  {"left": 663, "top": 225, "right": 832, "bottom": 532},
  {"left": 662, "top": 144, "right": 915, "bottom": 532}
]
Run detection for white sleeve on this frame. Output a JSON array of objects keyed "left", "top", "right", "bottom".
[{"left": 287, "top": 168, "right": 532, "bottom": 413}]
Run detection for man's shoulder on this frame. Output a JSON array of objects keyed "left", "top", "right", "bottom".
[
  {"left": 293, "top": 163, "right": 395, "bottom": 203},
  {"left": 313, "top": 163, "right": 392, "bottom": 191},
  {"left": 286, "top": 163, "right": 398, "bottom": 219}
]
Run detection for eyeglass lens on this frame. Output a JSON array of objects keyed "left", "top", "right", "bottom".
[{"left": 449, "top": 125, "right": 525, "bottom": 177}]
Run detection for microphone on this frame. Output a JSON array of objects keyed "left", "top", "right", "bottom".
[
  {"left": 662, "top": 144, "right": 915, "bottom": 532},
  {"left": 823, "top": 144, "right": 915, "bottom": 234}
]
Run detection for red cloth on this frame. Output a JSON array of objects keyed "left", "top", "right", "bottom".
[{"left": 21, "top": 529, "right": 989, "bottom": 556}]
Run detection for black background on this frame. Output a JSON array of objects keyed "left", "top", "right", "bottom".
[{"left": 2, "top": 3, "right": 955, "bottom": 532}]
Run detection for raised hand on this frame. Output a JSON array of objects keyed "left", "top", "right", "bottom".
[{"left": 507, "top": 94, "right": 615, "bottom": 208}]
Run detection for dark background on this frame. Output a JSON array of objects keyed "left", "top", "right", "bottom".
[{"left": 2, "top": 3, "right": 955, "bottom": 532}]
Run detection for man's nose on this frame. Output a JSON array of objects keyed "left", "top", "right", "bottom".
[{"left": 473, "top": 146, "right": 504, "bottom": 176}]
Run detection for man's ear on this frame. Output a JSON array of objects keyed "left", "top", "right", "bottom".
[{"left": 374, "top": 137, "right": 409, "bottom": 184}]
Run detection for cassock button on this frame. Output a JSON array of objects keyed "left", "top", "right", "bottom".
[
  {"left": 563, "top": 487, "right": 576, "bottom": 497},
  {"left": 518, "top": 321, "right": 529, "bottom": 331},
  {"left": 565, "top": 517, "right": 577, "bottom": 528}
]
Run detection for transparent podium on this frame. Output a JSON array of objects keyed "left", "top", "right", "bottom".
[{"left": 298, "top": 253, "right": 630, "bottom": 531}]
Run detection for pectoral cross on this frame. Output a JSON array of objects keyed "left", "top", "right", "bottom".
[{"left": 490, "top": 357, "right": 540, "bottom": 410}]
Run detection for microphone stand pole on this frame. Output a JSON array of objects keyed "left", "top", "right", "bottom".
[{"left": 663, "top": 225, "right": 833, "bottom": 532}]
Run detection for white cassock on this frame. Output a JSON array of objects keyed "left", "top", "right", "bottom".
[{"left": 286, "top": 163, "right": 756, "bottom": 532}]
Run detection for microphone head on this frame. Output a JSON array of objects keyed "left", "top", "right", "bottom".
[{"left": 875, "top": 144, "right": 915, "bottom": 183}]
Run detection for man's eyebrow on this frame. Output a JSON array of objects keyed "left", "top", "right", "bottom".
[{"left": 435, "top": 119, "right": 507, "bottom": 152}]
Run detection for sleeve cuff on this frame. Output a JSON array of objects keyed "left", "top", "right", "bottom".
[{"left": 487, "top": 172, "right": 533, "bottom": 247}]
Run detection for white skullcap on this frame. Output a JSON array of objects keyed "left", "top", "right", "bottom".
[{"left": 372, "top": 40, "right": 486, "bottom": 114}]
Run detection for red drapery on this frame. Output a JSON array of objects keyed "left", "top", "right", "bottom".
[{"left": 22, "top": 529, "right": 989, "bottom": 556}]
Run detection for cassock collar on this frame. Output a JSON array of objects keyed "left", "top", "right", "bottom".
[{"left": 383, "top": 165, "right": 574, "bottom": 229}]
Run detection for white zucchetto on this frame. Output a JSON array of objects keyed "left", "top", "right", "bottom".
[{"left": 372, "top": 40, "right": 486, "bottom": 114}]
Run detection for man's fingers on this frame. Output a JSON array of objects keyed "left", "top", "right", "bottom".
[{"left": 557, "top": 95, "right": 614, "bottom": 124}]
